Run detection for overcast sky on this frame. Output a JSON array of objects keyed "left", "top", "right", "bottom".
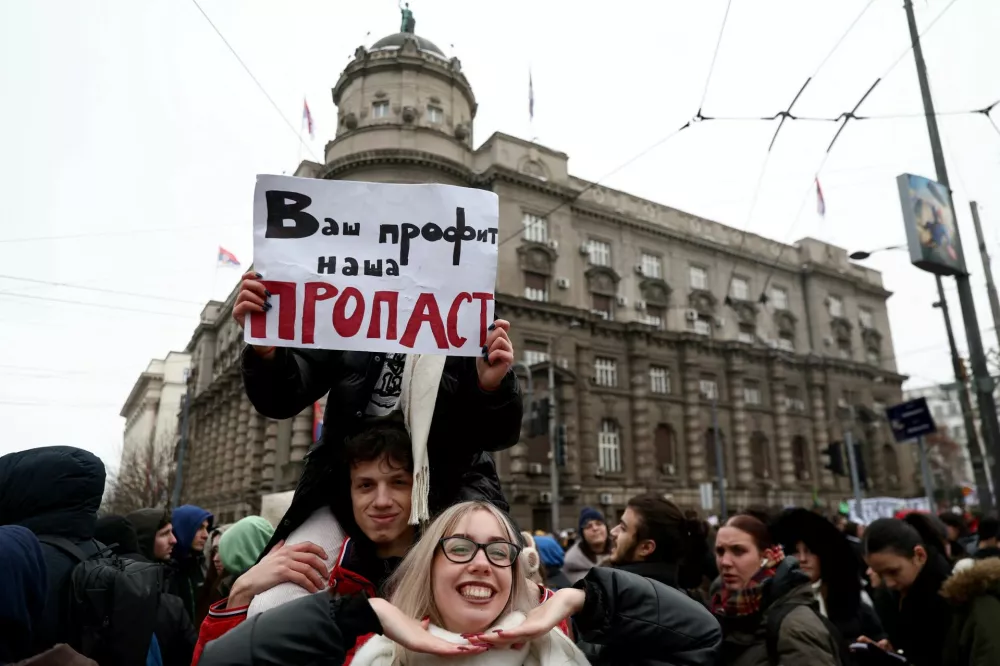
[{"left": 2, "top": 0, "right": 999, "bottom": 469}]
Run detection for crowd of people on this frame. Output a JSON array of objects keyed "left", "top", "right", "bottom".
[{"left": 2, "top": 270, "right": 998, "bottom": 666}]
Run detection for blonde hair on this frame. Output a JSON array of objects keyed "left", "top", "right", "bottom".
[{"left": 385, "top": 501, "right": 539, "bottom": 660}]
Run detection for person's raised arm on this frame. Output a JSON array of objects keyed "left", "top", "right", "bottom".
[{"left": 234, "top": 271, "right": 339, "bottom": 419}]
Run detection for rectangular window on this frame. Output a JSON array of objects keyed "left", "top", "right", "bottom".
[
  {"left": 640, "top": 305, "right": 664, "bottom": 329},
  {"left": 700, "top": 378, "right": 718, "bottom": 400},
  {"left": 738, "top": 323, "right": 755, "bottom": 344},
  {"left": 772, "top": 287, "right": 789, "bottom": 311},
  {"left": 838, "top": 339, "right": 851, "bottom": 359},
  {"left": 731, "top": 276, "right": 749, "bottom": 301},
  {"left": 866, "top": 347, "right": 880, "bottom": 365},
  {"left": 372, "top": 100, "right": 390, "bottom": 118},
  {"left": 690, "top": 266, "right": 708, "bottom": 290},
  {"left": 523, "top": 346, "right": 549, "bottom": 368},
  {"left": 649, "top": 366, "right": 670, "bottom": 394},
  {"left": 691, "top": 315, "right": 712, "bottom": 337},
  {"left": 522, "top": 213, "right": 548, "bottom": 243},
  {"left": 592, "top": 293, "right": 614, "bottom": 321},
  {"left": 786, "top": 386, "right": 805, "bottom": 412},
  {"left": 523, "top": 272, "right": 548, "bottom": 302},
  {"left": 859, "top": 307, "right": 875, "bottom": 329},
  {"left": 828, "top": 296, "right": 844, "bottom": 318},
  {"left": 641, "top": 253, "right": 662, "bottom": 279},
  {"left": 743, "top": 381, "right": 761, "bottom": 405},
  {"left": 594, "top": 357, "right": 618, "bottom": 387},
  {"left": 587, "top": 239, "right": 612, "bottom": 267},
  {"left": 598, "top": 419, "right": 622, "bottom": 473},
  {"left": 778, "top": 331, "right": 795, "bottom": 352},
  {"left": 427, "top": 105, "right": 443, "bottom": 123}
]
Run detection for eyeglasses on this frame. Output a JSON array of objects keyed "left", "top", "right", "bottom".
[{"left": 438, "top": 536, "right": 521, "bottom": 568}]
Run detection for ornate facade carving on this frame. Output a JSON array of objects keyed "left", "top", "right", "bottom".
[
  {"left": 584, "top": 266, "right": 620, "bottom": 295},
  {"left": 639, "top": 278, "right": 671, "bottom": 306},
  {"left": 688, "top": 289, "right": 717, "bottom": 315},
  {"left": 517, "top": 244, "right": 556, "bottom": 275}
]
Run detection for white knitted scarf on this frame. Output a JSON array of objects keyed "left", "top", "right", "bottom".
[{"left": 398, "top": 353, "right": 446, "bottom": 525}]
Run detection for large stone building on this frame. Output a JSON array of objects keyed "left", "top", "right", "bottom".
[
  {"left": 120, "top": 351, "right": 191, "bottom": 468},
  {"left": 176, "top": 18, "right": 916, "bottom": 528}
]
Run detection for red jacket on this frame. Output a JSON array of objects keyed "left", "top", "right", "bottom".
[{"left": 191, "top": 538, "right": 568, "bottom": 666}]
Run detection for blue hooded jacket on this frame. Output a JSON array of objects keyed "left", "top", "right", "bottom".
[
  {"left": 533, "top": 535, "right": 565, "bottom": 568},
  {"left": 0, "top": 525, "right": 49, "bottom": 663},
  {"left": 170, "top": 504, "right": 213, "bottom": 560}
]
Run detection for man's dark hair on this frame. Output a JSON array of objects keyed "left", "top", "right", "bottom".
[
  {"left": 938, "top": 511, "right": 968, "bottom": 536},
  {"left": 342, "top": 420, "right": 413, "bottom": 473},
  {"left": 627, "top": 493, "right": 706, "bottom": 566},
  {"left": 978, "top": 516, "right": 999, "bottom": 541}
]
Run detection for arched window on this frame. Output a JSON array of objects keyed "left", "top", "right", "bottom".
[
  {"left": 598, "top": 419, "right": 621, "bottom": 473},
  {"left": 751, "top": 432, "right": 770, "bottom": 479},
  {"left": 654, "top": 423, "right": 677, "bottom": 473},
  {"left": 792, "top": 436, "right": 810, "bottom": 480},
  {"left": 883, "top": 444, "right": 900, "bottom": 485}
]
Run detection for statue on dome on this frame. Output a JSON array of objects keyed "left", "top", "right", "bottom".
[{"left": 399, "top": 1, "right": 416, "bottom": 33}]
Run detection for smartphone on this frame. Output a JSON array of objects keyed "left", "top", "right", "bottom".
[{"left": 848, "top": 643, "right": 908, "bottom": 665}]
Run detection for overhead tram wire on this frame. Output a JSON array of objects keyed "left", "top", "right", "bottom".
[
  {"left": 189, "top": 0, "right": 319, "bottom": 162},
  {"left": 0, "top": 275, "right": 206, "bottom": 305},
  {"left": 0, "top": 222, "right": 242, "bottom": 245},
  {"left": 0, "top": 291, "right": 198, "bottom": 319},
  {"left": 697, "top": 0, "right": 734, "bottom": 115},
  {"left": 871, "top": 0, "right": 964, "bottom": 86}
]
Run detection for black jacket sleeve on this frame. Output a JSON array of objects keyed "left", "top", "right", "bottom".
[
  {"left": 573, "top": 567, "right": 722, "bottom": 666},
  {"left": 241, "top": 346, "right": 340, "bottom": 419},
  {"left": 198, "top": 593, "right": 381, "bottom": 666},
  {"left": 157, "top": 593, "right": 197, "bottom": 666},
  {"left": 449, "top": 357, "right": 521, "bottom": 453}
]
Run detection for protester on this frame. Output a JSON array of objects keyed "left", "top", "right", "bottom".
[
  {"left": 563, "top": 506, "right": 612, "bottom": 584},
  {"left": 0, "top": 446, "right": 106, "bottom": 655},
  {"left": 219, "top": 516, "right": 275, "bottom": 578},
  {"left": 169, "top": 504, "right": 214, "bottom": 622},
  {"left": 939, "top": 558, "right": 1000, "bottom": 666},
  {"left": 939, "top": 512, "right": 975, "bottom": 561},
  {"left": 862, "top": 514, "right": 954, "bottom": 666},
  {"left": 127, "top": 508, "right": 177, "bottom": 562},
  {"left": 233, "top": 272, "right": 522, "bottom": 554},
  {"left": 533, "top": 534, "right": 571, "bottom": 589},
  {"left": 772, "top": 508, "right": 884, "bottom": 663},
  {"left": 198, "top": 500, "right": 722, "bottom": 666},
  {"left": 712, "top": 513, "right": 841, "bottom": 665},
  {"left": 94, "top": 515, "right": 198, "bottom": 666},
  {"left": 952, "top": 515, "right": 1000, "bottom": 572},
  {"left": 0, "top": 525, "right": 49, "bottom": 663}
]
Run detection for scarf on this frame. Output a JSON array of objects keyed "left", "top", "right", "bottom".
[
  {"left": 711, "top": 545, "right": 785, "bottom": 618},
  {"left": 348, "top": 611, "right": 589, "bottom": 666},
  {"left": 399, "top": 353, "right": 446, "bottom": 525}
]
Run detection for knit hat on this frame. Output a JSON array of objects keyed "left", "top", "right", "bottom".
[
  {"left": 219, "top": 516, "right": 275, "bottom": 577},
  {"left": 578, "top": 507, "right": 605, "bottom": 535},
  {"left": 399, "top": 353, "right": 447, "bottom": 525},
  {"left": 534, "top": 535, "right": 565, "bottom": 568}
]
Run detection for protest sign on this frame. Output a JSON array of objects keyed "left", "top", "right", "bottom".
[{"left": 246, "top": 175, "right": 499, "bottom": 356}]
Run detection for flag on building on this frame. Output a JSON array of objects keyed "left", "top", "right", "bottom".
[
  {"left": 816, "top": 178, "right": 826, "bottom": 217},
  {"left": 528, "top": 70, "right": 534, "bottom": 121},
  {"left": 302, "top": 98, "right": 314, "bottom": 139},
  {"left": 217, "top": 246, "right": 240, "bottom": 268}
]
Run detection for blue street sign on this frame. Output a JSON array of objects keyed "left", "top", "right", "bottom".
[{"left": 885, "top": 397, "right": 937, "bottom": 443}]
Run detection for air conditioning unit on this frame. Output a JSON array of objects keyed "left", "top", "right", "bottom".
[
  {"left": 662, "top": 463, "right": 676, "bottom": 475},
  {"left": 547, "top": 239, "right": 559, "bottom": 251},
  {"left": 557, "top": 357, "right": 570, "bottom": 369},
  {"left": 615, "top": 295, "right": 627, "bottom": 307},
  {"left": 579, "top": 244, "right": 590, "bottom": 256},
  {"left": 555, "top": 277, "right": 570, "bottom": 289},
  {"left": 591, "top": 310, "right": 610, "bottom": 320},
  {"left": 823, "top": 336, "right": 834, "bottom": 347},
  {"left": 528, "top": 462, "right": 543, "bottom": 475},
  {"left": 635, "top": 300, "right": 647, "bottom": 311},
  {"left": 837, "top": 398, "right": 849, "bottom": 409},
  {"left": 594, "top": 468, "right": 605, "bottom": 478},
  {"left": 598, "top": 492, "right": 613, "bottom": 505},
  {"left": 634, "top": 264, "right": 644, "bottom": 275},
  {"left": 539, "top": 491, "right": 553, "bottom": 503},
  {"left": 715, "top": 317, "right": 726, "bottom": 328},
  {"left": 685, "top": 309, "right": 698, "bottom": 322}
]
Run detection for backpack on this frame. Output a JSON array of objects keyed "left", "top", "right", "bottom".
[
  {"left": 38, "top": 535, "right": 163, "bottom": 666},
  {"left": 765, "top": 601, "right": 851, "bottom": 666}
]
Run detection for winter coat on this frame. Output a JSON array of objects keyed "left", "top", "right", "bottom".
[
  {"left": 870, "top": 552, "right": 953, "bottom": 666},
  {"left": 197, "top": 566, "right": 720, "bottom": 666},
  {"left": 169, "top": 505, "right": 214, "bottom": 622},
  {"left": 563, "top": 540, "right": 609, "bottom": 585},
  {"left": 940, "top": 558, "right": 1000, "bottom": 666},
  {"left": 241, "top": 347, "right": 521, "bottom": 551},
  {"left": 0, "top": 446, "right": 106, "bottom": 655},
  {"left": 93, "top": 515, "right": 198, "bottom": 666},
  {"left": 715, "top": 559, "right": 839, "bottom": 666},
  {"left": 614, "top": 560, "right": 681, "bottom": 589},
  {"left": 0, "top": 525, "right": 48, "bottom": 663}
]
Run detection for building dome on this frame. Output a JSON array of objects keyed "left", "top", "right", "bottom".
[{"left": 371, "top": 32, "right": 445, "bottom": 56}]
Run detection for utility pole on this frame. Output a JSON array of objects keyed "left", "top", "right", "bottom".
[
  {"left": 547, "top": 342, "right": 560, "bottom": 534},
  {"left": 842, "top": 408, "right": 865, "bottom": 520},
  {"left": 970, "top": 202, "right": 1000, "bottom": 353},
  {"left": 917, "top": 436, "right": 937, "bottom": 511},
  {"left": 171, "top": 390, "right": 192, "bottom": 508},
  {"left": 904, "top": 0, "right": 1000, "bottom": 509}
]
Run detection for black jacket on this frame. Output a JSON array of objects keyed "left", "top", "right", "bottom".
[
  {"left": 0, "top": 446, "right": 106, "bottom": 655},
  {"left": 613, "top": 560, "right": 681, "bottom": 588},
  {"left": 241, "top": 347, "right": 521, "bottom": 548},
  {"left": 199, "top": 567, "right": 721, "bottom": 666}
]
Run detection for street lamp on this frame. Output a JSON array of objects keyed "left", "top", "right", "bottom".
[{"left": 848, "top": 245, "right": 906, "bottom": 261}]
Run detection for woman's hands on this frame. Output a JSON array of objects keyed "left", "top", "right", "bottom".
[
  {"left": 226, "top": 540, "right": 329, "bottom": 608},
  {"left": 368, "top": 599, "right": 487, "bottom": 656},
  {"left": 232, "top": 270, "right": 276, "bottom": 358},
  {"left": 468, "top": 587, "right": 585, "bottom": 647},
  {"left": 477, "top": 319, "right": 514, "bottom": 391}
]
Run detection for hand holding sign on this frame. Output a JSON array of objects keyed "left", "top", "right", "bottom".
[
  {"left": 477, "top": 319, "right": 513, "bottom": 390},
  {"left": 245, "top": 177, "right": 500, "bottom": 356}
]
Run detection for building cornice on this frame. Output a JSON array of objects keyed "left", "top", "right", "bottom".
[{"left": 320, "top": 147, "right": 476, "bottom": 185}]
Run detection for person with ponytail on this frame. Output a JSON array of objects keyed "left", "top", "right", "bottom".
[
  {"left": 862, "top": 513, "right": 953, "bottom": 666},
  {"left": 712, "top": 514, "right": 842, "bottom": 666}
]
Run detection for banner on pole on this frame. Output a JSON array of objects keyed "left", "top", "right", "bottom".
[
  {"left": 896, "top": 173, "right": 967, "bottom": 276},
  {"left": 247, "top": 176, "right": 499, "bottom": 356}
]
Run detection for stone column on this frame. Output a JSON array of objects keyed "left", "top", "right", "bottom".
[
  {"left": 247, "top": 408, "right": 264, "bottom": 494},
  {"left": 628, "top": 343, "right": 653, "bottom": 486},
  {"left": 575, "top": 341, "right": 597, "bottom": 479},
  {"left": 770, "top": 359, "right": 796, "bottom": 486},
  {"left": 507, "top": 369, "right": 530, "bottom": 481},
  {"left": 560, "top": 371, "right": 581, "bottom": 483},
  {"left": 727, "top": 352, "right": 752, "bottom": 487},
  {"left": 207, "top": 394, "right": 221, "bottom": 502},
  {"left": 222, "top": 387, "right": 237, "bottom": 498},
  {"left": 680, "top": 345, "right": 705, "bottom": 483},
  {"left": 234, "top": 397, "right": 250, "bottom": 495},
  {"left": 807, "top": 363, "right": 834, "bottom": 489},
  {"left": 261, "top": 418, "right": 278, "bottom": 493}
]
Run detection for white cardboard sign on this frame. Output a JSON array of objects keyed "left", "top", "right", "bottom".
[{"left": 245, "top": 175, "right": 499, "bottom": 356}]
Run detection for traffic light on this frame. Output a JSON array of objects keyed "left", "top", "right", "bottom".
[
  {"left": 824, "top": 442, "right": 847, "bottom": 476},
  {"left": 529, "top": 399, "right": 550, "bottom": 437}
]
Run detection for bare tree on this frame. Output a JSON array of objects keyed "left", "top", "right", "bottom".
[{"left": 102, "top": 429, "right": 176, "bottom": 516}]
